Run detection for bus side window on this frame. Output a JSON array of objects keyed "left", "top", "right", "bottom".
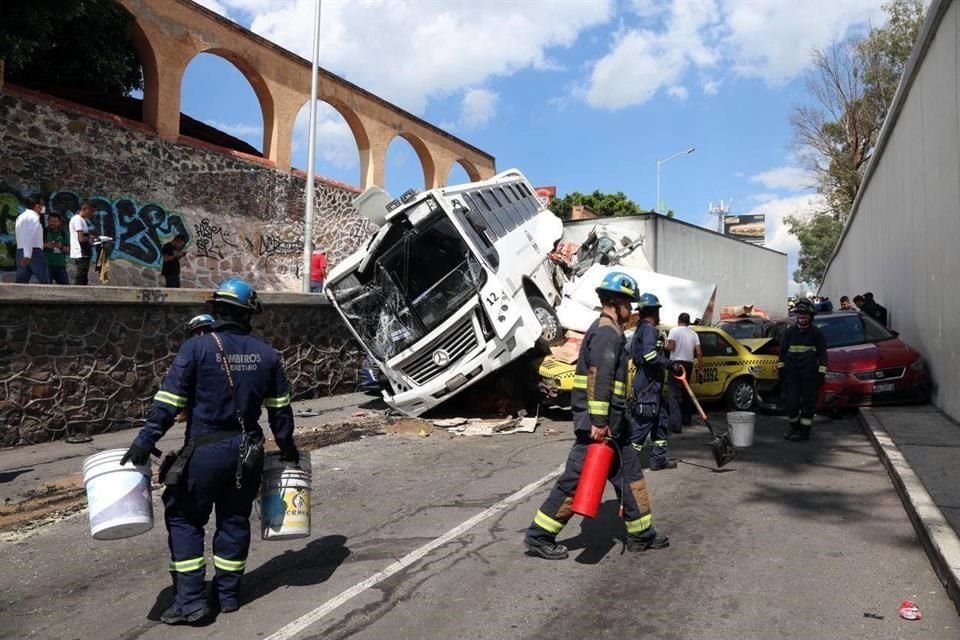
[
  {"left": 452, "top": 200, "right": 499, "bottom": 271},
  {"left": 496, "top": 187, "right": 525, "bottom": 227},
  {"left": 509, "top": 184, "right": 536, "bottom": 218},
  {"left": 484, "top": 188, "right": 516, "bottom": 232},
  {"left": 466, "top": 192, "right": 506, "bottom": 238}
]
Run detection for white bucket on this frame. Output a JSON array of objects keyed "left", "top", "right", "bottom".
[
  {"left": 726, "top": 411, "right": 756, "bottom": 447},
  {"left": 260, "top": 453, "right": 312, "bottom": 541},
  {"left": 82, "top": 448, "right": 154, "bottom": 540}
]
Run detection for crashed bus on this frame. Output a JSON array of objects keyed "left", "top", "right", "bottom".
[{"left": 325, "top": 169, "right": 564, "bottom": 416}]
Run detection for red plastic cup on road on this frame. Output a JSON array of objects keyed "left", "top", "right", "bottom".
[{"left": 898, "top": 600, "right": 922, "bottom": 620}]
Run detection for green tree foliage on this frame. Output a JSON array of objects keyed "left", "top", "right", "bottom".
[
  {"left": 784, "top": 212, "right": 845, "bottom": 286},
  {"left": 788, "top": 0, "right": 924, "bottom": 286},
  {"left": 0, "top": 0, "right": 142, "bottom": 97},
  {"left": 549, "top": 190, "right": 653, "bottom": 220}
]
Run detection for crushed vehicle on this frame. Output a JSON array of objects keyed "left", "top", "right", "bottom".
[
  {"left": 539, "top": 325, "right": 780, "bottom": 411},
  {"left": 325, "top": 169, "right": 564, "bottom": 416}
]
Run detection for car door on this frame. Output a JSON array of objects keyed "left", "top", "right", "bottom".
[{"left": 695, "top": 329, "right": 739, "bottom": 399}]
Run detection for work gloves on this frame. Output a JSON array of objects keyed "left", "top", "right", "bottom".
[
  {"left": 121, "top": 443, "right": 151, "bottom": 467},
  {"left": 279, "top": 446, "right": 301, "bottom": 466}
]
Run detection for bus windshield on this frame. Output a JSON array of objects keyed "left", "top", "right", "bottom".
[{"left": 329, "top": 211, "right": 485, "bottom": 361}]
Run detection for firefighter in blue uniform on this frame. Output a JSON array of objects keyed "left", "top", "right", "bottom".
[
  {"left": 523, "top": 272, "right": 669, "bottom": 559},
  {"left": 779, "top": 298, "right": 828, "bottom": 441},
  {"left": 630, "top": 293, "right": 676, "bottom": 470},
  {"left": 121, "top": 277, "right": 300, "bottom": 624}
]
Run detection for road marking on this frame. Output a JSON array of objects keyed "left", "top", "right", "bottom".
[{"left": 264, "top": 464, "right": 565, "bottom": 640}]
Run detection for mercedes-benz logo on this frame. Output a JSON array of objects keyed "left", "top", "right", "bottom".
[{"left": 432, "top": 349, "right": 451, "bottom": 367}]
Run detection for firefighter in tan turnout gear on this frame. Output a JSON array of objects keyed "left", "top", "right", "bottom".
[{"left": 523, "top": 272, "right": 669, "bottom": 559}]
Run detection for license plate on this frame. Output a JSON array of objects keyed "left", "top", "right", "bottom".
[
  {"left": 445, "top": 374, "right": 468, "bottom": 392},
  {"left": 874, "top": 382, "right": 895, "bottom": 393}
]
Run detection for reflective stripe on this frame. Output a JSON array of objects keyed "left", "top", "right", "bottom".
[
  {"left": 788, "top": 345, "right": 817, "bottom": 353},
  {"left": 213, "top": 555, "right": 246, "bottom": 572},
  {"left": 818, "top": 366, "right": 827, "bottom": 373},
  {"left": 264, "top": 394, "right": 291, "bottom": 408},
  {"left": 788, "top": 415, "right": 801, "bottom": 424},
  {"left": 632, "top": 442, "right": 644, "bottom": 453},
  {"left": 587, "top": 400, "right": 610, "bottom": 416},
  {"left": 533, "top": 510, "right": 565, "bottom": 534},
  {"left": 800, "top": 418, "right": 813, "bottom": 426},
  {"left": 625, "top": 514, "right": 653, "bottom": 534},
  {"left": 169, "top": 557, "right": 205, "bottom": 573},
  {"left": 776, "top": 362, "right": 785, "bottom": 369},
  {"left": 573, "top": 375, "right": 588, "bottom": 390},
  {"left": 653, "top": 440, "right": 668, "bottom": 447},
  {"left": 613, "top": 381, "right": 626, "bottom": 396},
  {"left": 216, "top": 290, "right": 240, "bottom": 299},
  {"left": 155, "top": 390, "right": 187, "bottom": 408},
  {"left": 643, "top": 350, "right": 658, "bottom": 362}
]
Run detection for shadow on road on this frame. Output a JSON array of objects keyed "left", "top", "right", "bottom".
[
  {"left": 145, "top": 534, "right": 350, "bottom": 622},
  {"left": 560, "top": 501, "right": 627, "bottom": 565},
  {"left": 0, "top": 467, "right": 33, "bottom": 483}
]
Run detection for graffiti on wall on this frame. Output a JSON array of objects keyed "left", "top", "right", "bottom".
[
  {"left": 194, "top": 217, "right": 238, "bottom": 259},
  {"left": 0, "top": 187, "right": 191, "bottom": 270}
]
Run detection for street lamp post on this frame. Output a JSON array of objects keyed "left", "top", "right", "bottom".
[
  {"left": 301, "top": 0, "right": 322, "bottom": 293},
  {"left": 656, "top": 146, "right": 695, "bottom": 214}
]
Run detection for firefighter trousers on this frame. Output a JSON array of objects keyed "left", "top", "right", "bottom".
[
  {"left": 783, "top": 367, "right": 818, "bottom": 430},
  {"left": 526, "top": 434, "right": 655, "bottom": 544},
  {"left": 630, "top": 392, "right": 670, "bottom": 468},
  {"left": 163, "top": 435, "right": 261, "bottom": 614}
]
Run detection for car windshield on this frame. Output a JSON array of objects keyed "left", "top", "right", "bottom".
[
  {"left": 814, "top": 314, "right": 895, "bottom": 348},
  {"left": 329, "top": 209, "right": 485, "bottom": 361},
  {"left": 718, "top": 320, "right": 764, "bottom": 339}
]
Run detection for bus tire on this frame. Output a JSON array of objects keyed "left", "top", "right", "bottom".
[{"left": 528, "top": 296, "right": 564, "bottom": 346}]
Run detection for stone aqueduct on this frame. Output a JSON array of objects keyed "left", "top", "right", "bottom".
[{"left": 122, "top": 0, "right": 496, "bottom": 188}]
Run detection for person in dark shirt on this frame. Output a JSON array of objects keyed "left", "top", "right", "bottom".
[
  {"left": 162, "top": 233, "right": 188, "bottom": 288},
  {"left": 43, "top": 212, "right": 70, "bottom": 285}
]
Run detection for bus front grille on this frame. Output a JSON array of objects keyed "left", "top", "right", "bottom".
[{"left": 400, "top": 313, "right": 480, "bottom": 386}]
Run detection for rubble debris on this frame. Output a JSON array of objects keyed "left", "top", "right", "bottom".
[
  {"left": 898, "top": 600, "right": 922, "bottom": 620},
  {"left": 295, "top": 409, "right": 321, "bottom": 417},
  {"left": 439, "top": 416, "right": 539, "bottom": 437},
  {"left": 432, "top": 418, "right": 468, "bottom": 428}
]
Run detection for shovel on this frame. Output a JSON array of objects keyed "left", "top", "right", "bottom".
[{"left": 673, "top": 367, "right": 736, "bottom": 468}]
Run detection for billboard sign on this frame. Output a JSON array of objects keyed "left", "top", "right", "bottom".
[
  {"left": 535, "top": 186, "right": 556, "bottom": 208},
  {"left": 723, "top": 214, "right": 765, "bottom": 244}
]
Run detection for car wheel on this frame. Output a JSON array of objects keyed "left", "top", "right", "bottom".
[
  {"left": 528, "top": 296, "right": 564, "bottom": 346},
  {"left": 726, "top": 377, "right": 756, "bottom": 410}
]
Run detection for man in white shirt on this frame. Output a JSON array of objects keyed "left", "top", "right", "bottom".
[
  {"left": 15, "top": 197, "right": 50, "bottom": 284},
  {"left": 69, "top": 201, "right": 97, "bottom": 285},
  {"left": 665, "top": 313, "right": 703, "bottom": 433}
]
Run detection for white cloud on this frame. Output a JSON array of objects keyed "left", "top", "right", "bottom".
[
  {"left": 460, "top": 89, "right": 499, "bottom": 129},
  {"left": 206, "top": 120, "right": 262, "bottom": 138},
  {"left": 292, "top": 102, "right": 359, "bottom": 169},
  {"left": 586, "top": 0, "right": 720, "bottom": 109},
  {"left": 583, "top": 0, "right": 885, "bottom": 109},
  {"left": 667, "top": 86, "right": 689, "bottom": 100},
  {"left": 741, "top": 193, "right": 826, "bottom": 279},
  {"left": 222, "top": 0, "right": 613, "bottom": 115},
  {"left": 750, "top": 166, "right": 813, "bottom": 191}
]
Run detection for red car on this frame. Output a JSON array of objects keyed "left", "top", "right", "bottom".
[{"left": 813, "top": 311, "right": 930, "bottom": 410}]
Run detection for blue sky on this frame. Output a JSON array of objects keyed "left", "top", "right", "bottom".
[{"left": 182, "top": 0, "right": 892, "bottom": 289}]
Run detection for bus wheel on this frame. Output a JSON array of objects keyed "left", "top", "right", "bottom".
[{"left": 529, "top": 296, "right": 564, "bottom": 346}]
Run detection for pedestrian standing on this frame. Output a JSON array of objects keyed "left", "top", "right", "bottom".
[
  {"left": 839, "top": 296, "right": 851, "bottom": 310},
  {"left": 863, "top": 292, "right": 888, "bottom": 327},
  {"left": 523, "top": 272, "right": 669, "bottom": 559},
  {"left": 121, "top": 277, "right": 300, "bottom": 624},
  {"left": 161, "top": 233, "right": 188, "bottom": 288},
  {"left": 43, "top": 212, "right": 70, "bottom": 285},
  {"left": 665, "top": 312, "right": 703, "bottom": 433},
  {"left": 309, "top": 248, "right": 327, "bottom": 293},
  {"left": 779, "top": 298, "right": 828, "bottom": 442},
  {"left": 14, "top": 197, "right": 50, "bottom": 284},
  {"left": 69, "top": 202, "right": 96, "bottom": 285},
  {"left": 630, "top": 293, "right": 676, "bottom": 470}
]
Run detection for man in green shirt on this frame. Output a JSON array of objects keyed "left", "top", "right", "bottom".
[{"left": 43, "top": 212, "right": 70, "bottom": 285}]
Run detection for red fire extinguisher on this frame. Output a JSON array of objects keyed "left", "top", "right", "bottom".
[{"left": 571, "top": 440, "right": 614, "bottom": 518}]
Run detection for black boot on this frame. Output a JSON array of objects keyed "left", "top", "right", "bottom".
[
  {"left": 160, "top": 605, "right": 210, "bottom": 625},
  {"left": 787, "top": 426, "right": 811, "bottom": 442},
  {"left": 627, "top": 530, "right": 670, "bottom": 552},
  {"left": 784, "top": 423, "right": 801, "bottom": 440},
  {"left": 524, "top": 536, "right": 569, "bottom": 560},
  {"left": 650, "top": 459, "right": 678, "bottom": 471}
]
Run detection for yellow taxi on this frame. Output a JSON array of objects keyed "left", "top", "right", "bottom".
[{"left": 538, "top": 325, "right": 781, "bottom": 410}]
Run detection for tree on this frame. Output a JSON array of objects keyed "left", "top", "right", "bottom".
[
  {"left": 788, "top": 0, "right": 924, "bottom": 286},
  {"left": 549, "top": 190, "right": 651, "bottom": 220},
  {"left": 0, "top": 0, "right": 142, "bottom": 97},
  {"left": 784, "top": 212, "right": 845, "bottom": 287}
]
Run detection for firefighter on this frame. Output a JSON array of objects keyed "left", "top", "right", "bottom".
[
  {"left": 779, "top": 298, "right": 828, "bottom": 441},
  {"left": 187, "top": 313, "right": 215, "bottom": 337},
  {"left": 523, "top": 272, "right": 669, "bottom": 559},
  {"left": 120, "top": 277, "right": 300, "bottom": 624},
  {"left": 629, "top": 293, "right": 676, "bottom": 470}
]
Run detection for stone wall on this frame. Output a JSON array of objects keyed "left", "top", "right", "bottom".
[
  {"left": 0, "top": 87, "right": 379, "bottom": 290},
  {"left": 0, "top": 285, "right": 363, "bottom": 447}
]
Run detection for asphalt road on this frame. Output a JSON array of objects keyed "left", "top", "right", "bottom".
[{"left": 2, "top": 410, "right": 958, "bottom": 639}]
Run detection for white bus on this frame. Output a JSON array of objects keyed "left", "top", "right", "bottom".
[{"left": 325, "top": 169, "right": 564, "bottom": 416}]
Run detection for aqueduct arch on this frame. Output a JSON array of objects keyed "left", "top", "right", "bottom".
[{"left": 119, "top": 0, "right": 495, "bottom": 189}]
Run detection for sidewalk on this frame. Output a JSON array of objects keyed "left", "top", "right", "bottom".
[{"left": 860, "top": 405, "right": 960, "bottom": 615}]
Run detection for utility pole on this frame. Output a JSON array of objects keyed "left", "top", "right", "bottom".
[{"left": 301, "top": 0, "right": 322, "bottom": 293}]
